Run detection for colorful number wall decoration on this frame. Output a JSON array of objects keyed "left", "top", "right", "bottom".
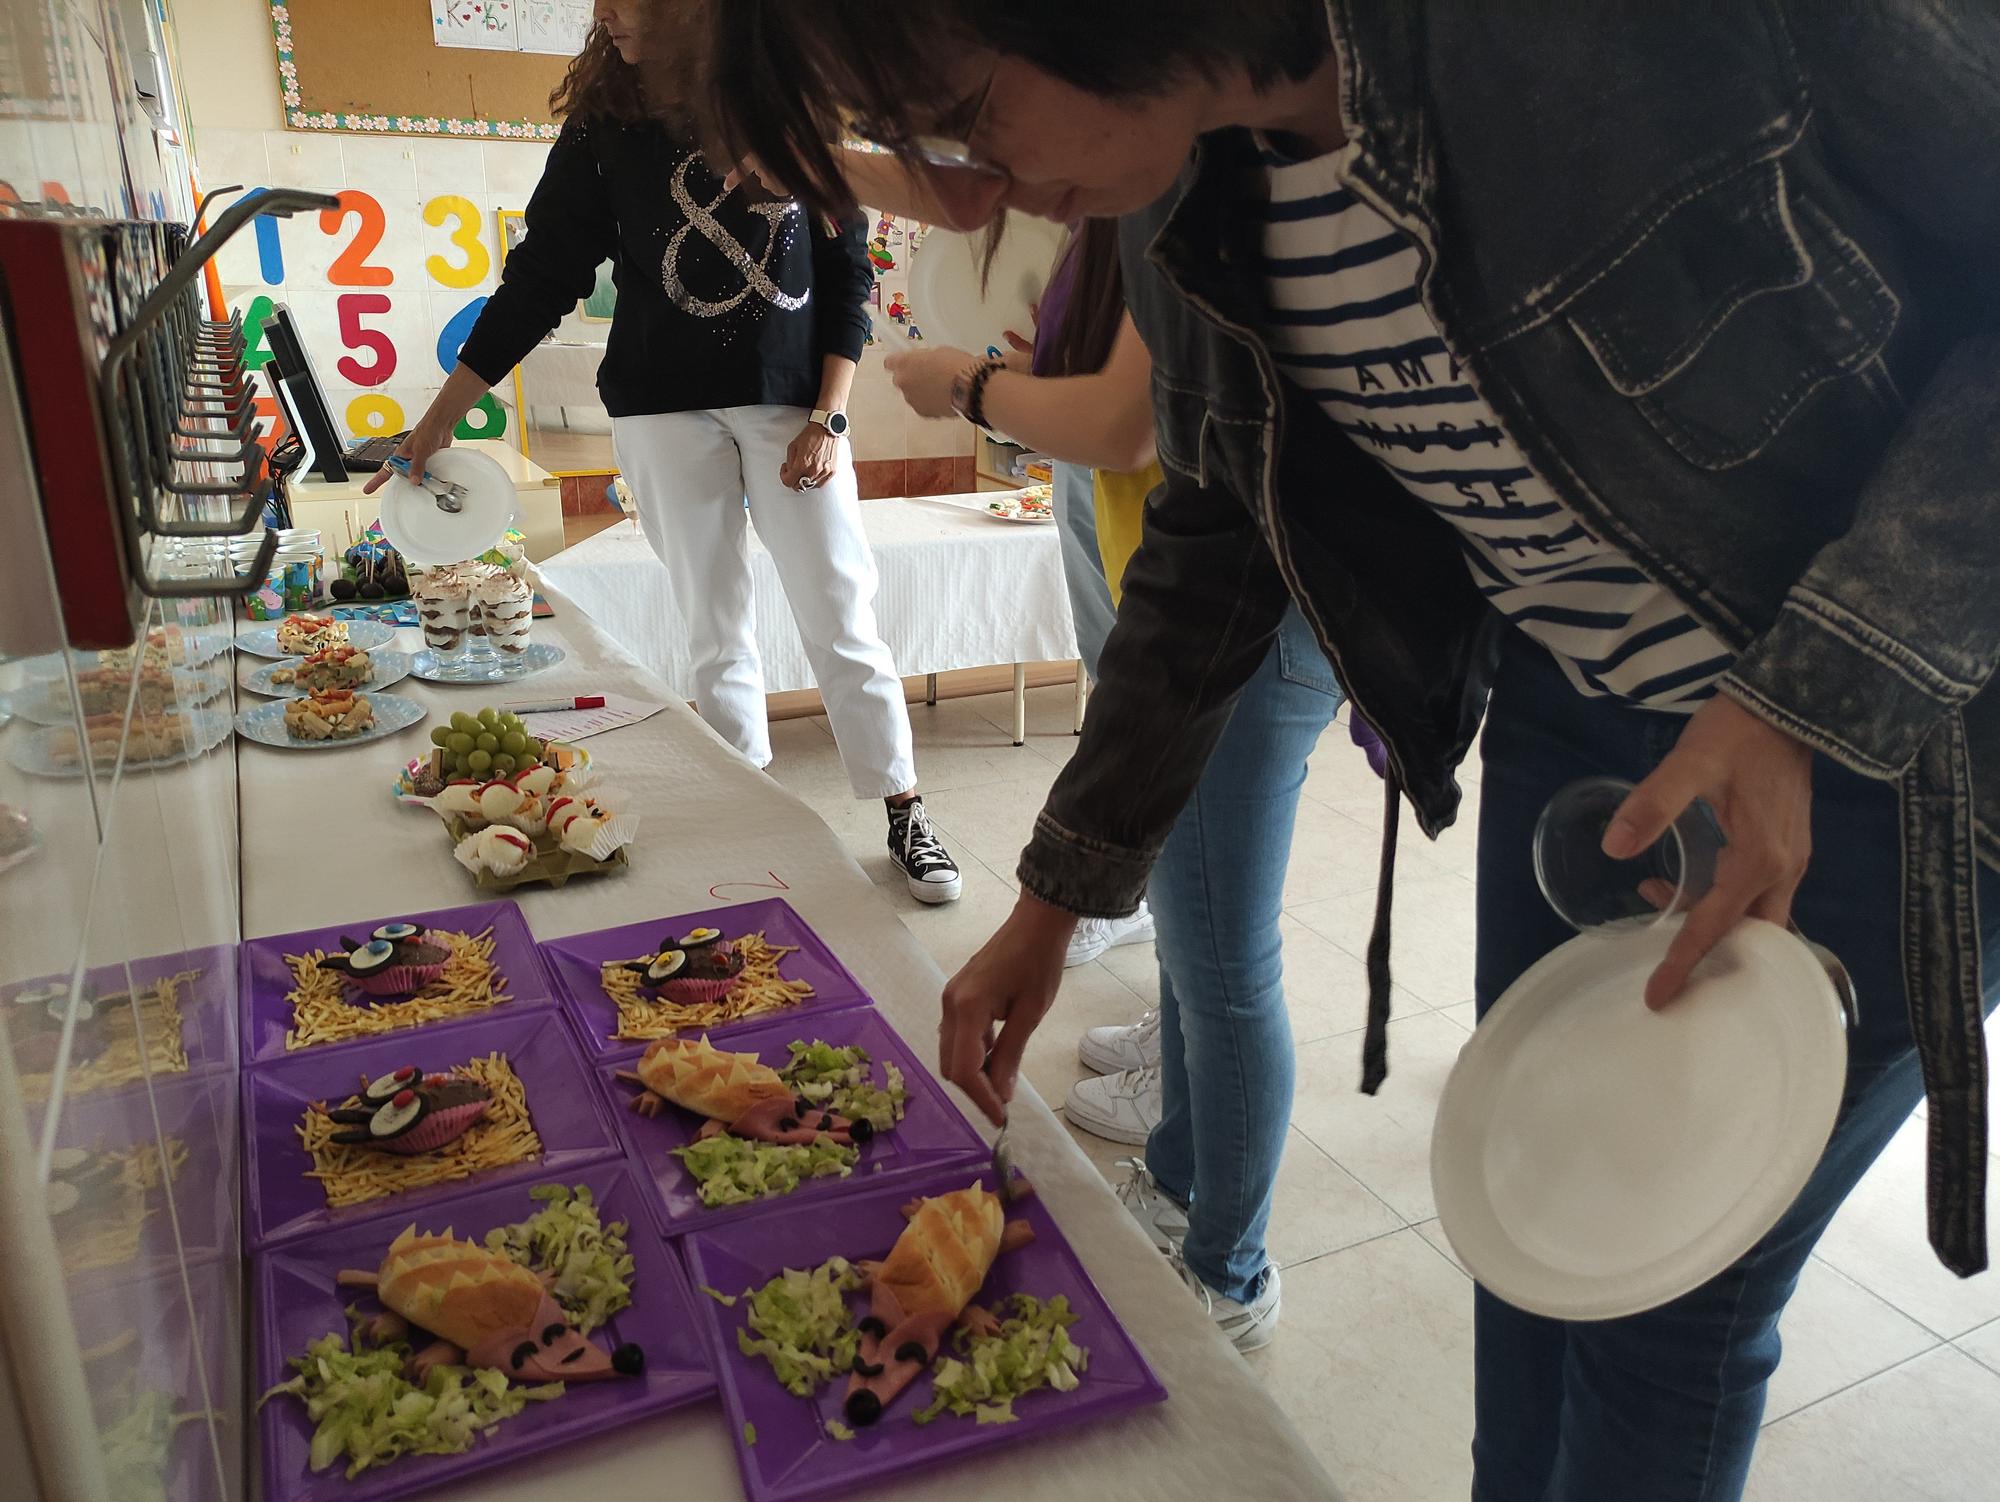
[{"left": 232, "top": 189, "right": 518, "bottom": 442}]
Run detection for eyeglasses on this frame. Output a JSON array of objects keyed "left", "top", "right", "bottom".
[{"left": 854, "top": 67, "right": 1004, "bottom": 177}]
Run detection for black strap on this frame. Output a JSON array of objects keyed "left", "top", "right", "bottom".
[
  {"left": 1900, "top": 710, "right": 1989, "bottom": 1276},
  {"left": 1361, "top": 771, "right": 1401, "bottom": 1095}
]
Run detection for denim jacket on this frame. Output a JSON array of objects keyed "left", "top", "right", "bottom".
[{"left": 1018, "top": 1, "right": 2000, "bottom": 1275}]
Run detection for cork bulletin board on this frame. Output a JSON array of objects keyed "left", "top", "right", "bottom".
[{"left": 270, "top": 1, "right": 567, "bottom": 139}]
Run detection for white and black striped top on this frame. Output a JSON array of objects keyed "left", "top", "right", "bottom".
[{"left": 1258, "top": 142, "right": 1733, "bottom": 710}]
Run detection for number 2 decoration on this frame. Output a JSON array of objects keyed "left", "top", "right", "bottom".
[{"left": 321, "top": 190, "right": 393, "bottom": 286}]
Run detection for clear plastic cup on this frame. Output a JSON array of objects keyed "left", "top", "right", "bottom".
[{"left": 1532, "top": 776, "right": 1724, "bottom": 934}]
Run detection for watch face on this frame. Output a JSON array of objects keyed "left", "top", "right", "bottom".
[{"left": 825, "top": 411, "right": 850, "bottom": 436}]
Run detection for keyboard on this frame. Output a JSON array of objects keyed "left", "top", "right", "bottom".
[{"left": 342, "top": 431, "right": 409, "bottom": 473}]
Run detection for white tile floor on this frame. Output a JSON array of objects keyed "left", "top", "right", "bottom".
[{"left": 767, "top": 685, "right": 2000, "bottom": 1502}]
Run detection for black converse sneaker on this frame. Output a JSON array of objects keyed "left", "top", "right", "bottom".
[{"left": 887, "top": 797, "right": 962, "bottom": 905}]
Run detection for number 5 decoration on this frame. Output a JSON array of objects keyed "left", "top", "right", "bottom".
[{"left": 335, "top": 292, "right": 397, "bottom": 386}]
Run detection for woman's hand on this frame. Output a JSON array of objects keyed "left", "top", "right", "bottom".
[
  {"left": 1605, "top": 693, "right": 1814, "bottom": 1009},
  {"left": 939, "top": 893, "right": 1078, "bottom": 1124},
  {"left": 1001, "top": 328, "right": 1034, "bottom": 374},
  {"left": 778, "top": 420, "right": 840, "bottom": 491},
  {"left": 883, "top": 346, "right": 978, "bottom": 420},
  {"left": 361, "top": 417, "right": 453, "bottom": 496}
]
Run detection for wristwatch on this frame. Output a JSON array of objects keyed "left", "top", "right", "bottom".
[{"left": 809, "top": 408, "right": 849, "bottom": 437}]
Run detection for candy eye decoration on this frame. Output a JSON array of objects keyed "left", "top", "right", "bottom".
[
  {"left": 624, "top": 949, "right": 687, "bottom": 987},
  {"left": 363, "top": 1066, "right": 420, "bottom": 1103},
  {"left": 369, "top": 1088, "right": 426, "bottom": 1138},
  {"left": 345, "top": 940, "right": 397, "bottom": 976},
  {"left": 373, "top": 922, "right": 427, "bottom": 943},
  {"left": 679, "top": 927, "right": 723, "bottom": 950}
]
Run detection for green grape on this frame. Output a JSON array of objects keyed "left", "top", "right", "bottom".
[
  {"left": 447, "top": 732, "right": 474, "bottom": 756},
  {"left": 430, "top": 726, "right": 452, "bottom": 748},
  {"left": 492, "top": 754, "right": 517, "bottom": 775},
  {"left": 499, "top": 730, "right": 526, "bottom": 755},
  {"left": 516, "top": 755, "right": 541, "bottom": 773},
  {"left": 467, "top": 749, "right": 493, "bottom": 773},
  {"left": 475, "top": 732, "right": 499, "bottom": 754},
  {"left": 451, "top": 711, "right": 477, "bottom": 734},
  {"left": 478, "top": 707, "right": 500, "bottom": 728},
  {"left": 500, "top": 714, "right": 523, "bottom": 731},
  {"left": 527, "top": 737, "right": 545, "bottom": 757}
]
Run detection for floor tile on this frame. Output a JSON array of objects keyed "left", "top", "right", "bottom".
[
  {"left": 1023, "top": 962, "right": 1152, "bottom": 1129},
  {"left": 1814, "top": 1115, "right": 2000, "bottom": 1340},
  {"left": 1436, "top": 1001, "right": 1478, "bottom": 1034},
  {"left": 1289, "top": 872, "right": 1479, "bottom": 1010},
  {"left": 1744, "top": 1346, "right": 2000, "bottom": 1502},
  {"left": 1266, "top": 1132, "right": 1405, "bottom": 1271},
  {"left": 1765, "top": 1257, "right": 1940, "bottom": 1421},
  {"left": 1412, "top": 1217, "right": 1470, "bottom": 1278},
  {"left": 1247, "top": 1228, "right": 1475, "bottom": 1502},
  {"left": 901, "top": 696, "right": 1062, "bottom": 794},
  {"left": 1277, "top": 914, "right": 1433, "bottom": 1043},
  {"left": 1282, "top": 797, "right": 1452, "bottom": 908},
  {"left": 918, "top": 772, "right": 1060, "bottom": 881},
  {"left": 893, "top": 856, "right": 1020, "bottom": 976},
  {"left": 1290, "top": 1010, "right": 1469, "bottom": 1224},
  {"left": 1957, "top": 1316, "right": 2000, "bottom": 1378}
]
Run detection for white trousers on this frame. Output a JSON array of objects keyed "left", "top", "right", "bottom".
[{"left": 613, "top": 406, "right": 917, "bottom": 799}]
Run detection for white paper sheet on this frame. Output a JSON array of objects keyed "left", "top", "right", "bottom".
[
  {"left": 517, "top": 0, "right": 593, "bottom": 55},
  {"left": 430, "top": 0, "right": 519, "bottom": 51},
  {"left": 516, "top": 692, "right": 668, "bottom": 743}
]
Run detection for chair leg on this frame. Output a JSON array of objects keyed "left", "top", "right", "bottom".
[
  {"left": 1072, "top": 660, "right": 1087, "bottom": 735},
  {"left": 925, "top": 672, "right": 938, "bottom": 707},
  {"left": 1012, "top": 663, "right": 1027, "bottom": 746}
]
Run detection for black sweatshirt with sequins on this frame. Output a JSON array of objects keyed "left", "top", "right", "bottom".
[{"left": 456, "top": 119, "right": 873, "bottom": 417}]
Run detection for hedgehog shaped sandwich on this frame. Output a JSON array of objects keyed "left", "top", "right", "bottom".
[
  {"left": 335, "top": 1225, "right": 643, "bottom": 1385},
  {"left": 614, "top": 1035, "right": 871, "bottom": 1147}
]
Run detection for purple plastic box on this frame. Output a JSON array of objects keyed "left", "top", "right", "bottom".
[
  {"left": 254, "top": 1161, "right": 716, "bottom": 1502},
  {"left": 43, "top": 1068, "right": 237, "bottom": 1283},
  {"left": 679, "top": 1167, "right": 1169, "bottom": 1502},
  {"left": 539, "top": 898, "right": 872, "bottom": 1058},
  {"left": 594, "top": 1004, "right": 987, "bottom": 1236},
  {"left": 243, "top": 1008, "right": 625, "bottom": 1248},
  {"left": 74, "top": 1257, "right": 239, "bottom": 1502},
  {"left": 7, "top": 942, "right": 238, "bottom": 1096},
  {"left": 240, "top": 900, "right": 555, "bottom": 1065}
]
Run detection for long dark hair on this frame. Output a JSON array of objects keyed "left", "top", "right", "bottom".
[
  {"left": 646, "top": 1, "right": 1330, "bottom": 218},
  {"left": 549, "top": 24, "right": 648, "bottom": 124},
  {"left": 1043, "top": 219, "right": 1126, "bottom": 378}
]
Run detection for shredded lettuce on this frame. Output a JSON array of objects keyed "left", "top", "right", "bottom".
[
  {"left": 742, "top": 1421, "right": 758, "bottom": 1446},
  {"left": 911, "top": 1295, "right": 1089, "bottom": 1426},
  {"left": 779, "top": 1041, "right": 909, "bottom": 1133},
  {"left": 97, "top": 1390, "right": 183, "bottom": 1502},
  {"left": 735, "top": 1257, "right": 864, "bottom": 1396},
  {"left": 258, "top": 1327, "right": 562, "bottom": 1478},
  {"left": 825, "top": 1419, "right": 856, "bottom": 1442},
  {"left": 482, "top": 1183, "right": 633, "bottom": 1333},
  {"left": 675, "top": 1134, "right": 856, "bottom": 1207},
  {"left": 700, "top": 1285, "right": 739, "bottom": 1307}
]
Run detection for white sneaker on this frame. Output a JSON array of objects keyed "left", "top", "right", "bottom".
[
  {"left": 1078, "top": 1007, "right": 1162, "bottom": 1075},
  {"left": 1065, "top": 902, "right": 1156, "bottom": 967},
  {"left": 1176, "top": 1252, "right": 1282, "bottom": 1352},
  {"left": 1112, "top": 1157, "right": 1188, "bottom": 1254},
  {"left": 1065, "top": 1062, "right": 1162, "bottom": 1146}
]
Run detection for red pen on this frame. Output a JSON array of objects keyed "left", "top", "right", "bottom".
[{"left": 503, "top": 695, "right": 607, "bottom": 713}]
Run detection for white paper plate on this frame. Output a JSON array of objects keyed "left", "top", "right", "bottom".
[
  {"left": 242, "top": 649, "right": 415, "bottom": 697},
  {"left": 374, "top": 447, "right": 517, "bottom": 567},
  {"left": 908, "top": 219, "right": 1066, "bottom": 355},
  {"left": 981, "top": 491, "right": 1054, "bottom": 525},
  {"left": 5, "top": 706, "right": 232, "bottom": 778},
  {"left": 0, "top": 666, "right": 229, "bottom": 725},
  {"left": 1431, "top": 917, "right": 1847, "bottom": 1321},
  {"left": 235, "top": 692, "right": 428, "bottom": 750}
]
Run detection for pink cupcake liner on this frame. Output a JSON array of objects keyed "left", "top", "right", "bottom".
[
  {"left": 344, "top": 961, "right": 447, "bottom": 999},
  {"left": 376, "top": 1099, "right": 491, "bottom": 1154},
  {"left": 656, "top": 976, "right": 740, "bottom": 1008}
]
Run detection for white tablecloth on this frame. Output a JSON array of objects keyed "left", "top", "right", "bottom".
[
  {"left": 537, "top": 493, "right": 1079, "bottom": 697},
  {"left": 236, "top": 588, "right": 1339, "bottom": 1502}
]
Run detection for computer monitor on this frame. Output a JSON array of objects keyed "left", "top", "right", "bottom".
[{"left": 260, "top": 303, "right": 351, "bottom": 484}]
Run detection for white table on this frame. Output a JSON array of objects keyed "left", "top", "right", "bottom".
[
  {"left": 538, "top": 493, "right": 1083, "bottom": 744},
  {"left": 236, "top": 587, "right": 1340, "bottom": 1502}
]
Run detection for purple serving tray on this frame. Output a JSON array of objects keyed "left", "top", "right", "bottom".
[
  {"left": 7, "top": 942, "right": 238, "bottom": 1096},
  {"left": 254, "top": 1161, "right": 716, "bottom": 1502},
  {"left": 73, "top": 1256, "right": 239, "bottom": 1502},
  {"left": 539, "top": 898, "right": 872, "bottom": 1058},
  {"left": 243, "top": 1008, "right": 625, "bottom": 1248},
  {"left": 679, "top": 1167, "right": 1169, "bottom": 1502},
  {"left": 43, "top": 1069, "right": 238, "bottom": 1283},
  {"left": 240, "top": 899, "right": 555, "bottom": 1065},
  {"left": 595, "top": 1004, "right": 988, "bottom": 1236}
]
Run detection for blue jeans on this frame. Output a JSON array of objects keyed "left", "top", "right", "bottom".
[
  {"left": 1051, "top": 460, "right": 1116, "bottom": 679},
  {"left": 1144, "top": 607, "right": 1344, "bottom": 1302},
  {"left": 1471, "top": 631, "right": 2000, "bottom": 1502}
]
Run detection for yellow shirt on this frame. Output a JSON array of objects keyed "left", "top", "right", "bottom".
[{"left": 1090, "top": 460, "right": 1162, "bottom": 607}]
